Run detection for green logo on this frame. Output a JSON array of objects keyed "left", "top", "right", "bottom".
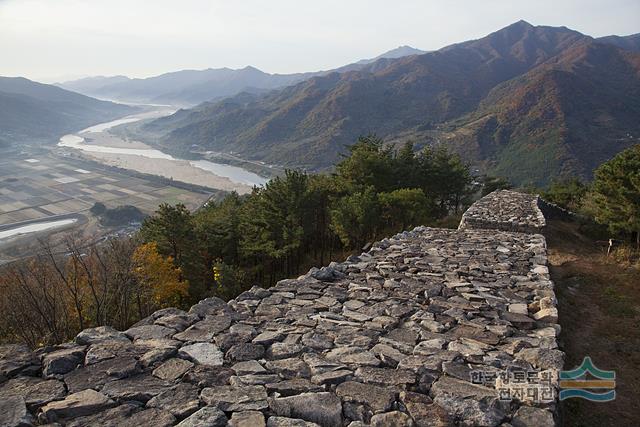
[{"left": 559, "top": 357, "right": 616, "bottom": 402}]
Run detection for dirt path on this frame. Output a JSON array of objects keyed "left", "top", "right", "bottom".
[{"left": 545, "top": 220, "right": 640, "bottom": 426}]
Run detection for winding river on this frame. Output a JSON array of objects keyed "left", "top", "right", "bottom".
[{"left": 58, "top": 110, "right": 269, "bottom": 187}]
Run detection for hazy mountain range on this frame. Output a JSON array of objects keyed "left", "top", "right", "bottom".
[
  {"left": 0, "top": 77, "right": 134, "bottom": 146},
  {"left": 58, "top": 46, "right": 427, "bottom": 106},
  {"left": 128, "top": 21, "right": 640, "bottom": 185}
]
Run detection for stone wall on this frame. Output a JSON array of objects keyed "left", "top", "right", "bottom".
[
  {"left": 459, "top": 190, "right": 546, "bottom": 234},
  {"left": 0, "top": 191, "right": 562, "bottom": 427}
]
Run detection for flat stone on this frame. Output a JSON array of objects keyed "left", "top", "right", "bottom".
[
  {"left": 354, "top": 366, "right": 415, "bottom": 387},
  {"left": 146, "top": 382, "right": 200, "bottom": 418},
  {"left": 266, "top": 378, "right": 324, "bottom": 396},
  {"left": 75, "top": 327, "right": 129, "bottom": 345},
  {"left": 39, "top": 389, "right": 116, "bottom": 423},
  {"left": 433, "top": 394, "right": 504, "bottom": 426},
  {"left": 188, "top": 297, "right": 229, "bottom": 318},
  {"left": 516, "top": 348, "right": 564, "bottom": 370},
  {"left": 0, "top": 376, "right": 66, "bottom": 410},
  {"left": 509, "top": 304, "right": 529, "bottom": 315},
  {"left": 182, "top": 365, "right": 234, "bottom": 388},
  {"left": 124, "top": 325, "right": 176, "bottom": 341},
  {"left": 101, "top": 374, "right": 170, "bottom": 403},
  {"left": 265, "top": 358, "right": 312, "bottom": 379},
  {"left": 0, "top": 396, "right": 33, "bottom": 427},
  {"left": 229, "top": 411, "right": 266, "bottom": 427},
  {"left": 233, "top": 360, "right": 267, "bottom": 375},
  {"left": 268, "top": 392, "right": 342, "bottom": 427},
  {"left": 267, "top": 343, "right": 305, "bottom": 360},
  {"left": 267, "top": 416, "right": 321, "bottom": 427},
  {"left": 42, "top": 346, "right": 85, "bottom": 377},
  {"left": 311, "top": 369, "right": 353, "bottom": 385},
  {"left": 152, "top": 357, "right": 194, "bottom": 381},
  {"left": 178, "top": 342, "right": 224, "bottom": 366},
  {"left": 429, "top": 376, "right": 496, "bottom": 400},
  {"left": 252, "top": 331, "right": 284, "bottom": 345},
  {"left": 226, "top": 343, "right": 265, "bottom": 361},
  {"left": 63, "top": 356, "right": 141, "bottom": 393},
  {"left": 335, "top": 381, "right": 396, "bottom": 414},
  {"left": 176, "top": 407, "right": 227, "bottom": 427},
  {"left": 533, "top": 308, "right": 558, "bottom": 323},
  {"left": 511, "top": 406, "right": 555, "bottom": 427},
  {"left": 201, "top": 385, "right": 268, "bottom": 411},
  {"left": 174, "top": 315, "right": 231, "bottom": 342},
  {"left": 326, "top": 347, "right": 380, "bottom": 367},
  {"left": 0, "top": 344, "right": 39, "bottom": 379},
  {"left": 370, "top": 411, "right": 414, "bottom": 427}
]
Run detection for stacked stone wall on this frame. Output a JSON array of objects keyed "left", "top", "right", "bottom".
[{"left": 0, "top": 191, "right": 562, "bottom": 427}]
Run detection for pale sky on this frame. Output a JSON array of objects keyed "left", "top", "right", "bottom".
[{"left": 1, "top": 0, "right": 638, "bottom": 83}]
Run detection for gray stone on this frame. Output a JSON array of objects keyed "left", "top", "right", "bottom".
[
  {"left": 101, "top": 374, "right": 170, "bottom": 403},
  {"left": 266, "top": 378, "right": 324, "bottom": 396},
  {"left": 146, "top": 382, "right": 200, "bottom": 418},
  {"left": 176, "top": 407, "right": 227, "bottom": 427},
  {"left": 229, "top": 411, "right": 266, "bottom": 427},
  {"left": 370, "top": 411, "right": 414, "bottom": 427},
  {"left": 267, "top": 343, "right": 305, "bottom": 360},
  {"left": 75, "top": 327, "right": 129, "bottom": 346},
  {"left": 268, "top": 392, "right": 342, "bottom": 427},
  {"left": 178, "top": 343, "right": 224, "bottom": 366},
  {"left": 233, "top": 360, "right": 266, "bottom": 375},
  {"left": 0, "top": 396, "right": 33, "bottom": 427},
  {"left": 511, "top": 406, "right": 555, "bottom": 427},
  {"left": 267, "top": 417, "right": 321, "bottom": 427},
  {"left": 515, "top": 348, "right": 564, "bottom": 370},
  {"left": 252, "top": 331, "right": 284, "bottom": 345},
  {"left": 201, "top": 385, "right": 268, "bottom": 411},
  {"left": 354, "top": 366, "right": 415, "bottom": 387},
  {"left": 124, "top": 325, "right": 176, "bottom": 341},
  {"left": 182, "top": 365, "right": 234, "bottom": 388},
  {"left": 226, "top": 343, "right": 265, "bottom": 361},
  {"left": 335, "top": 381, "right": 396, "bottom": 415},
  {"left": 39, "top": 389, "right": 116, "bottom": 422},
  {"left": 174, "top": 315, "right": 231, "bottom": 342},
  {"left": 0, "top": 376, "right": 66, "bottom": 410},
  {"left": 42, "top": 346, "right": 85, "bottom": 377},
  {"left": 433, "top": 394, "right": 505, "bottom": 427},
  {"left": 0, "top": 344, "right": 38, "bottom": 380}
]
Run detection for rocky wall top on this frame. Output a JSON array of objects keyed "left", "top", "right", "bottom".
[
  {"left": 0, "top": 192, "right": 562, "bottom": 427},
  {"left": 458, "top": 190, "right": 546, "bottom": 233}
]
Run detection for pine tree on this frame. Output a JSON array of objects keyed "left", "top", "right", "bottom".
[{"left": 590, "top": 144, "right": 640, "bottom": 248}]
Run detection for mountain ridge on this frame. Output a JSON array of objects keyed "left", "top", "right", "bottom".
[
  {"left": 129, "top": 21, "right": 640, "bottom": 185},
  {"left": 0, "top": 76, "right": 135, "bottom": 145}
]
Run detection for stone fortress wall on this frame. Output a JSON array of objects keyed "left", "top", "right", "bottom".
[{"left": 0, "top": 190, "right": 563, "bottom": 427}]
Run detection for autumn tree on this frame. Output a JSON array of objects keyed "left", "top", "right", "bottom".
[{"left": 132, "top": 242, "right": 189, "bottom": 314}]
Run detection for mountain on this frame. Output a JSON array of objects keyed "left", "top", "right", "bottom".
[
  {"left": 135, "top": 21, "right": 640, "bottom": 185},
  {"left": 356, "top": 45, "right": 427, "bottom": 64},
  {"left": 597, "top": 33, "right": 640, "bottom": 52},
  {"left": 57, "top": 46, "right": 425, "bottom": 106},
  {"left": 0, "top": 77, "right": 135, "bottom": 145}
]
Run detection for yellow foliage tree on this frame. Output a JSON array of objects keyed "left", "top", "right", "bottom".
[{"left": 132, "top": 242, "right": 189, "bottom": 309}]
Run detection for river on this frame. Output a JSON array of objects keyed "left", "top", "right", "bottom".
[{"left": 58, "top": 109, "right": 269, "bottom": 189}]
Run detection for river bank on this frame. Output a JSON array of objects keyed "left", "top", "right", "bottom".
[{"left": 58, "top": 108, "right": 269, "bottom": 194}]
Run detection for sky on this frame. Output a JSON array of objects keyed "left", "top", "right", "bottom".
[{"left": 1, "top": 0, "right": 638, "bottom": 83}]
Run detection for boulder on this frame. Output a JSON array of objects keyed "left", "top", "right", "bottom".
[
  {"left": 178, "top": 343, "right": 224, "bottom": 366},
  {"left": 42, "top": 346, "right": 85, "bottom": 377},
  {"left": 229, "top": 411, "right": 266, "bottom": 427},
  {"left": 146, "top": 383, "right": 200, "bottom": 418},
  {"left": 201, "top": 385, "right": 268, "bottom": 411},
  {"left": 268, "top": 392, "right": 342, "bottom": 427},
  {"left": 39, "top": 389, "right": 116, "bottom": 422},
  {"left": 0, "top": 396, "right": 34, "bottom": 427},
  {"left": 176, "top": 407, "right": 227, "bottom": 427},
  {"left": 75, "top": 327, "right": 129, "bottom": 346},
  {"left": 152, "top": 357, "right": 194, "bottom": 381}
]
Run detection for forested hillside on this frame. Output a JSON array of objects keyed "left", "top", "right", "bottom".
[
  {"left": 136, "top": 21, "right": 640, "bottom": 185},
  {"left": 0, "top": 77, "right": 134, "bottom": 145}
]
